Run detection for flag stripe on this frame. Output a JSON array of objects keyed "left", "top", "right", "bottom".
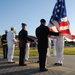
[
  {"left": 59, "top": 21, "right": 69, "bottom": 26},
  {"left": 60, "top": 26, "right": 69, "bottom": 30},
  {"left": 59, "top": 29, "right": 71, "bottom": 34}
]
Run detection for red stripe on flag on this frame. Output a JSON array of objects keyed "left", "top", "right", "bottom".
[
  {"left": 59, "top": 29, "right": 71, "bottom": 34},
  {"left": 72, "top": 35, "right": 75, "bottom": 39},
  {"left": 59, "top": 21, "right": 69, "bottom": 26}
]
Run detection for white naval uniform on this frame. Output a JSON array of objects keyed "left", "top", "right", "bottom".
[
  {"left": 47, "top": 38, "right": 51, "bottom": 57},
  {"left": 7, "top": 31, "right": 16, "bottom": 62},
  {"left": 56, "top": 35, "right": 64, "bottom": 64},
  {"left": 25, "top": 42, "right": 30, "bottom": 60},
  {"left": 53, "top": 39, "right": 56, "bottom": 56}
]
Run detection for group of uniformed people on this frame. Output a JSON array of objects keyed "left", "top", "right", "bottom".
[
  {"left": 1, "top": 19, "right": 64, "bottom": 72},
  {"left": 1, "top": 25, "right": 31, "bottom": 64},
  {"left": 1, "top": 28, "right": 17, "bottom": 63}
]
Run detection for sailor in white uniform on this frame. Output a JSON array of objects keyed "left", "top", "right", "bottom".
[
  {"left": 47, "top": 38, "right": 51, "bottom": 57},
  {"left": 53, "top": 39, "right": 56, "bottom": 56},
  {"left": 54, "top": 35, "right": 64, "bottom": 66},
  {"left": 25, "top": 42, "right": 30, "bottom": 61},
  {"left": 7, "top": 27, "right": 17, "bottom": 63}
]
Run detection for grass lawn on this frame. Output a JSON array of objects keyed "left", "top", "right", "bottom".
[{"left": 0, "top": 47, "right": 75, "bottom": 57}]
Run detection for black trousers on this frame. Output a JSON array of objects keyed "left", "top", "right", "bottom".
[
  {"left": 38, "top": 47, "right": 47, "bottom": 70},
  {"left": 19, "top": 46, "right": 26, "bottom": 65},
  {"left": 3, "top": 45, "right": 8, "bottom": 59}
]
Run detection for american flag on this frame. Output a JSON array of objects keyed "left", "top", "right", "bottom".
[{"left": 48, "top": 0, "right": 75, "bottom": 39}]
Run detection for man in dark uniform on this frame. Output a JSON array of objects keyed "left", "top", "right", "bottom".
[
  {"left": 18, "top": 23, "right": 33, "bottom": 66},
  {"left": 36, "top": 19, "right": 59, "bottom": 72},
  {"left": 18, "top": 23, "right": 28, "bottom": 66},
  {"left": 1, "top": 30, "right": 8, "bottom": 59}
]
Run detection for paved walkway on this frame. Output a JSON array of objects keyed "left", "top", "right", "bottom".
[{"left": 0, "top": 55, "right": 75, "bottom": 75}]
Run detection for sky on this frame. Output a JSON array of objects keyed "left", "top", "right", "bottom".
[{"left": 0, "top": 0, "right": 75, "bottom": 36}]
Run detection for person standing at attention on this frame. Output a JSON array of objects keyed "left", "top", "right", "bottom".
[
  {"left": 54, "top": 35, "right": 64, "bottom": 66},
  {"left": 1, "top": 30, "right": 8, "bottom": 59},
  {"left": 35, "top": 19, "right": 59, "bottom": 72},
  {"left": 7, "top": 27, "right": 17, "bottom": 63},
  {"left": 18, "top": 23, "right": 28, "bottom": 66}
]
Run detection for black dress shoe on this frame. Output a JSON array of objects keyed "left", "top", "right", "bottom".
[
  {"left": 54, "top": 63, "right": 62, "bottom": 66},
  {"left": 8, "top": 61, "right": 15, "bottom": 63},
  {"left": 19, "top": 64, "right": 27, "bottom": 66},
  {"left": 40, "top": 68, "right": 48, "bottom": 72},
  {"left": 59, "top": 63, "right": 63, "bottom": 66}
]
